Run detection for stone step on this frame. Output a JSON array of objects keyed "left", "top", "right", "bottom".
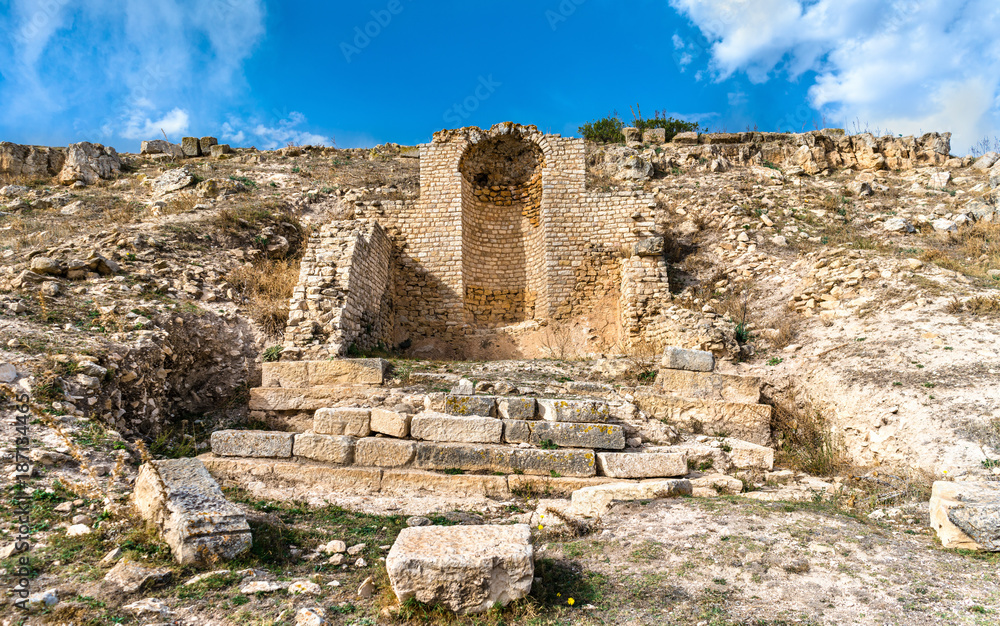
[
  {"left": 537, "top": 399, "right": 610, "bottom": 423},
  {"left": 634, "top": 392, "right": 772, "bottom": 446},
  {"left": 249, "top": 386, "right": 372, "bottom": 412},
  {"left": 413, "top": 442, "right": 596, "bottom": 477},
  {"left": 424, "top": 393, "right": 497, "bottom": 417},
  {"left": 595, "top": 452, "right": 687, "bottom": 478},
  {"left": 654, "top": 369, "right": 761, "bottom": 404},
  {"left": 199, "top": 454, "right": 619, "bottom": 499},
  {"left": 314, "top": 408, "right": 371, "bottom": 437},
  {"left": 410, "top": 412, "right": 503, "bottom": 444},
  {"left": 211, "top": 430, "right": 294, "bottom": 458},
  {"left": 504, "top": 419, "right": 625, "bottom": 450},
  {"left": 261, "top": 358, "right": 389, "bottom": 387},
  {"left": 657, "top": 437, "right": 775, "bottom": 472}
]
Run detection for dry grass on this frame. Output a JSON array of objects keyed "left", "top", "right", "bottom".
[
  {"left": 946, "top": 293, "right": 1000, "bottom": 317},
  {"left": 921, "top": 221, "right": 1000, "bottom": 281},
  {"left": 770, "top": 400, "right": 847, "bottom": 477},
  {"left": 226, "top": 259, "right": 300, "bottom": 337}
]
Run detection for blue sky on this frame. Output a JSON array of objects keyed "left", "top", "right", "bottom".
[{"left": 1, "top": 0, "right": 998, "bottom": 154}]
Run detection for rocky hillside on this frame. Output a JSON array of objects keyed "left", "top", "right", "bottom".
[{"left": 1, "top": 129, "right": 999, "bottom": 624}]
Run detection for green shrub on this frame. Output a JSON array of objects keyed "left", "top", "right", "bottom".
[
  {"left": 633, "top": 110, "right": 700, "bottom": 141},
  {"left": 578, "top": 112, "right": 625, "bottom": 143}
]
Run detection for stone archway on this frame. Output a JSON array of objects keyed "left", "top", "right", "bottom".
[{"left": 458, "top": 133, "right": 546, "bottom": 326}]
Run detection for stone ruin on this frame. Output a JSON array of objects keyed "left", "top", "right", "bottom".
[{"left": 282, "top": 122, "right": 672, "bottom": 359}]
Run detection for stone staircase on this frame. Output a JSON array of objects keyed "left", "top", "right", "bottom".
[{"left": 201, "top": 348, "right": 776, "bottom": 502}]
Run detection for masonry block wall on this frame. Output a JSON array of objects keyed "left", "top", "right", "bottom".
[
  {"left": 283, "top": 221, "right": 393, "bottom": 358},
  {"left": 283, "top": 122, "right": 670, "bottom": 356}
]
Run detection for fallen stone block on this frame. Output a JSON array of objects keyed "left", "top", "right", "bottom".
[
  {"left": 104, "top": 560, "right": 173, "bottom": 593},
  {"left": 570, "top": 479, "right": 692, "bottom": 518},
  {"left": 413, "top": 442, "right": 596, "bottom": 477},
  {"left": 596, "top": 452, "right": 687, "bottom": 478},
  {"left": 410, "top": 412, "right": 503, "bottom": 444},
  {"left": 199, "top": 136, "right": 218, "bottom": 154},
  {"left": 425, "top": 393, "right": 496, "bottom": 417},
  {"left": 505, "top": 420, "right": 625, "bottom": 450},
  {"left": 210, "top": 144, "right": 232, "bottom": 157},
  {"left": 387, "top": 524, "right": 534, "bottom": 614},
  {"left": 931, "top": 481, "right": 1000, "bottom": 551},
  {"left": 661, "top": 346, "right": 715, "bottom": 372},
  {"left": 211, "top": 430, "right": 293, "bottom": 458},
  {"left": 355, "top": 438, "right": 415, "bottom": 467},
  {"left": 723, "top": 438, "right": 774, "bottom": 471},
  {"left": 293, "top": 434, "right": 355, "bottom": 464},
  {"left": 313, "top": 408, "right": 371, "bottom": 437},
  {"left": 537, "top": 399, "right": 609, "bottom": 423},
  {"left": 690, "top": 473, "right": 744, "bottom": 497},
  {"left": 370, "top": 408, "right": 411, "bottom": 438},
  {"left": 132, "top": 458, "right": 252, "bottom": 565},
  {"left": 498, "top": 397, "right": 537, "bottom": 420},
  {"left": 656, "top": 369, "right": 761, "bottom": 404}
]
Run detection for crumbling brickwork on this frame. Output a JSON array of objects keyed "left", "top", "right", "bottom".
[{"left": 284, "top": 221, "right": 393, "bottom": 358}]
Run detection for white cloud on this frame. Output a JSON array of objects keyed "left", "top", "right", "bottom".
[
  {"left": 118, "top": 108, "right": 191, "bottom": 141},
  {"left": 669, "top": 0, "right": 1000, "bottom": 153},
  {"left": 0, "top": 0, "right": 266, "bottom": 145},
  {"left": 222, "top": 112, "right": 331, "bottom": 150}
]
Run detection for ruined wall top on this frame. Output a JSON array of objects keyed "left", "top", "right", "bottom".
[{"left": 431, "top": 122, "right": 553, "bottom": 146}]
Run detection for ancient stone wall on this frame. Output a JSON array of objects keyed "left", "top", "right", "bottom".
[
  {"left": 283, "top": 220, "right": 393, "bottom": 358},
  {"left": 284, "top": 123, "right": 670, "bottom": 355}
]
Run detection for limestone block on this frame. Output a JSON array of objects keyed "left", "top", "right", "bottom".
[
  {"left": 199, "top": 137, "right": 218, "bottom": 154},
  {"left": 723, "top": 438, "right": 774, "bottom": 471},
  {"left": 503, "top": 420, "right": 532, "bottom": 444},
  {"left": 673, "top": 131, "right": 700, "bottom": 145},
  {"left": 529, "top": 421, "right": 625, "bottom": 450},
  {"left": 370, "top": 408, "right": 411, "bottom": 438},
  {"left": 596, "top": 452, "right": 687, "bottom": 478},
  {"left": 498, "top": 397, "right": 536, "bottom": 420},
  {"left": 355, "top": 438, "right": 416, "bottom": 467},
  {"left": 181, "top": 137, "right": 201, "bottom": 157},
  {"left": 210, "top": 430, "right": 293, "bottom": 458},
  {"left": 661, "top": 346, "right": 715, "bottom": 372},
  {"left": 261, "top": 359, "right": 388, "bottom": 387},
  {"left": 623, "top": 127, "right": 641, "bottom": 146},
  {"left": 570, "top": 479, "right": 692, "bottom": 518},
  {"left": 410, "top": 413, "right": 503, "bottom": 444},
  {"left": 210, "top": 144, "right": 232, "bottom": 157},
  {"left": 634, "top": 392, "right": 772, "bottom": 447},
  {"left": 425, "top": 393, "right": 496, "bottom": 417},
  {"left": 690, "top": 474, "right": 744, "bottom": 497},
  {"left": 537, "top": 399, "right": 609, "bottom": 423},
  {"left": 642, "top": 128, "right": 666, "bottom": 144},
  {"left": 656, "top": 369, "right": 761, "bottom": 404},
  {"left": 386, "top": 525, "right": 534, "bottom": 614},
  {"left": 380, "top": 470, "right": 509, "bottom": 498},
  {"left": 314, "top": 408, "right": 371, "bottom": 437},
  {"left": 507, "top": 475, "right": 617, "bottom": 498},
  {"left": 309, "top": 359, "right": 388, "bottom": 385},
  {"left": 293, "top": 434, "right": 355, "bottom": 464},
  {"left": 414, "top": 442, "right": 596, "bottom": 477},
  {"left": 132, "top": 458, "right": 252, "bottom": 565},
  {"left": 249, "top": 387, "right": 364, "bottom": 411},
  {"left": 930, "top": 481, "right": 1000, "bottom": 551}
]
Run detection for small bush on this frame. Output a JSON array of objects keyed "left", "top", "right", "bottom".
[
  {"left": 262, "top": 345, "right": 284, "bottom": 362},
  {"left": 579, "top": 112, "right": 625, "bottom": 143}
]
